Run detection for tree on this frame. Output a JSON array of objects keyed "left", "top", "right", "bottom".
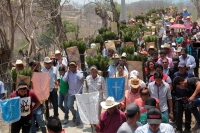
[{"left": 190, "top": 0, "right": 200, "bottom": 19}]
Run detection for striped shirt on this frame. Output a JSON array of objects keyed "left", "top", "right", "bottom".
[{"left": 82, "top": 74, "right": 106, "bottom": 102}]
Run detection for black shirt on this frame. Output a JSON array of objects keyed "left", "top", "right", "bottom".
[{"left": 188, "top": 77, "right": 200, "bottom": 95}]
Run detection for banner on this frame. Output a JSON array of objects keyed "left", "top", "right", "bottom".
[
  {"left": 75, "top": 92, "right": 99, "bottom": 124},
  {"left": 106, "top": 77, "right": 125, "bottom": 102},
  {"left": 105, "top": 41, "right": 117, "bottom": 53},
  {"left": 66, "top": 46, "right": 81, "bottom": 68},
  {"left": 20, "top": 97, "right": 31, "bottom": 116},
  {"left": 86, "top": 49, "right": 97, "bottom": 57},
  {"left": 0, "top": 97, "right": 21, "bottom": 123},
  {"left": 16, "top": 75, "right": 31, "bottom": 86},
  {"left": 31, "top": 72, "right": 50, "bottom": 102},
  {"left": 127, "top": 61, "right": 143, "bottom": 80}
]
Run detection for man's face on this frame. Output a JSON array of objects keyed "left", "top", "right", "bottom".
[
  {"left": 55, "top": 53, "right": 61, "bottom": 60},
  {"left": 181, "top": 54, "right": 187, "bottom": 59},
  {"left": 153, "top": 54, "right": 158, "bottom": 60},
  {"left": 17, "top": 89, "right": 28, "bottom": 97},
  {"left": 156, "top": 68, "right": 162, "bottom": 73},
  {"left": 160, "top": 53, "right": 165, "bottom": 59},
  {"left": 16, "top": 64, "right": 24, "bottom": 71},
  {"left": 107, "top": 106, "right": 116, "bottom": 114},
  {"left": 44, "top": 62, "right": 51, "bottom": 69},
  {"left": 108, "top": 50, "right": 114, "bottom": 57},
  {"left": 176, "top": 82, "right": 186, "bottom": 89},
  {"left": 90, "top": 69, "right": 98, "bottom": 78},
  {"left": 155, "top": 78, "right": 162, "bottom": 85},
  {"left": 178, "top": 67, "right": 186, "bottom": 75},
  {"left": 69, "top": 65, "right": 77, "bottom": 72},
  {"left": 162, "top": 60, "right": 168, "bottom": 69},
  {"left": 149, "top": 124, "right": 160, "bottom": 132},
  {"left": 148, "top": 49, "right": 154, "bottom": 55},
  {"left": 59, "top": 71, "right": 65, "bottom": 76}
]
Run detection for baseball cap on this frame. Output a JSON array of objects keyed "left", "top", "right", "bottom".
[
  {"left": 147, "top": 108, "right": 162, "bottom": 124},
  {"left": 130, "top": 70, "right": 139, "bottom": 78},
  {"left": 180, "top": 48, "right": 187, "bottom": 55},
  {"left": 178, "top": 61, "right": 186, "bottom": 67},
  {"left": 172, "top": 56, "right": 179, "bottom": 63},
  {"left": 126, "top": 103, "right": 140, "bottom": 115},
  {"left": 145, "top": 97, "right": 156, "bottom": 110}
]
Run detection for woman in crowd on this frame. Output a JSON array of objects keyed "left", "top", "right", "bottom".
[
  {"left": 176, "top": 32, "right": 184, "bottom": 47},
  {"left": 145, "top": 60, "right": 156, "bottom": 82}
]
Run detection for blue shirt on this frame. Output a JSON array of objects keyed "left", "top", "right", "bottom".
[
  {"left": 173, "top": 71, "right": 194, "bottom": 93},
  {"left": 183, "top": 11, "right": 191, "bottom": 18},
  {"left": 63, "top": 70, "right": 84, "bottom": 95},
  {"left": 103, "top": 48, "right": 107, "bottom": 57},
  {"left": 41, "top": 66, "right": 60, "bottom": 92}
]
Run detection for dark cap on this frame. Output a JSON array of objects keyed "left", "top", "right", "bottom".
[
  {"left": 180, "top": 48, "right": 187, "bottom": 55},
  {"left": 29, "top": 61, "right": 37, "bottom": 67},
  {"left": 145, "top": 97, "right": 156, "bottom": 110},
  {"left": 147, "top": 108, "right": 162, "bottom": 124},
  {"left": 172, "top": 56, "right": 179, "bottom": 63},
  {"left": 178, "top": 61, "right": 186, "bottom": 67},
  {"left": 126, "top": 103, "right": 140, "bottom": 115}
]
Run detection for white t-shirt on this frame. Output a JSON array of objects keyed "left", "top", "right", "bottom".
[
  {"left": 158, "top": 27, "right": 165, "bottom": 38},
  {"left": 135, "top": 123, "right": 175, "bottom": 133}
]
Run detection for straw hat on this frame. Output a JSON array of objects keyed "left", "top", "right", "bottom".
[
  {"left": 55, "top": 50, "right": 61, "bottom": 54},
  {"left": 129, "top": 77, "right": 141, "bottom": 89},
  {"left": 13, "top": 60, "right": 26, "bottom": 67},
  {"left": 121, "top": 52, "right": 127, "bottom": 58},
  {"left": 44, "top": 57, "right": 52, "bottom": 63},
  {"left": 161, "top": 43, "right": 171, "bottom": 48},
  {"left": 100, "top": 97, "right": 119, "bottom": 109},
  {"left": 112, "top": 53, "right": 120, "bottom": 59}
]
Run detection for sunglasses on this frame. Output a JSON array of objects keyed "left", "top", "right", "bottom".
[{"left": 162, "top": 62, "right": 168, "bottom": 64}]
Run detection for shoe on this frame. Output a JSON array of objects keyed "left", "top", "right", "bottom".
[
  {"left": 191, "top": 123, "right": 200, "bottom": 131},
  {"left": 73, "top": 122, "right": 80, "bottom": 127},
  {"left": 72, "top": 117, "right": 76, "bottom": 122},
  {"left": 183, "top": 129, "right": 191, "bottom": 133},
  {"left": 63, "top": 119, "right": 69, "bottom": 124}
]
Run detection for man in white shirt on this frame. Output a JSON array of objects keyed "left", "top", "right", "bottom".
[
  {"left": 82, "top": 66, "right": 106, "bottom": 116},
  {"left": 148, "top": 72, "right": 173, "bottom": 120},
  {"left": 179, "top": 48, "right": 196, "bottom": 74},
  {"left": 135, "top": 108, "right": 175, "bottom": 133},
  {"left": 157, "top": 25, "right": 166, "bottom": 49},
  {"left": 55, "top": 50, "right": 68, "bottom": 70}
]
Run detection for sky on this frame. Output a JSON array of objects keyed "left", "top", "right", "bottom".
[{"left": 62, "top": 0, "right": 183, "bottom": 5}]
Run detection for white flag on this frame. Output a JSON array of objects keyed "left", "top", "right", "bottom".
[{"left": 75, "top": 92, "right": 99, "bottom": 124}]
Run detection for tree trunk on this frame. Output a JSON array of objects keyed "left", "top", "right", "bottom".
[
  {"left": 110, "top": 0, "right": 120, "bottom": 22},
  {"left": 51, "top": 11, "right": 68, "bottom": 47}
]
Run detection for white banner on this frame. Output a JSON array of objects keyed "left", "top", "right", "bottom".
[{"left": 75, "top": 92, "right": 99, "bottom": 124}]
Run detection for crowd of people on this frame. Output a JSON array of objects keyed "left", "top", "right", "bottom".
[{"left": 1, "top": 7, "right": 200, "bottom": 133}]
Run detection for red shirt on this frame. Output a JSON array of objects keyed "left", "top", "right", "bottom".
[
  {"left": 96, "top": 109, "right": 126, "bottom": 133},
  {"left": 134, "top": 98, "right": 159, "bottom": 114},
  {"left": 10, "top": 90, "right": 40, "bottom": 120}
]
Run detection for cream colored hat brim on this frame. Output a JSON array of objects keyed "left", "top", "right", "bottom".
[{"left": 100, "top": 101, "right": 119, "bottom": 110}]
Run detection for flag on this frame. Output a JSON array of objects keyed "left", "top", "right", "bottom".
[
  {"left": 32, "top": 72, "right": 50, "bottom": 102},
  {"left": 0, "top": 97, "right": 21, "bottom": 123},
  {"left": 106, "top": 77, "right": 125, "bottom": 102},
  {"left": 75, "top": 92, "right": 99, "bottom": 124}
]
